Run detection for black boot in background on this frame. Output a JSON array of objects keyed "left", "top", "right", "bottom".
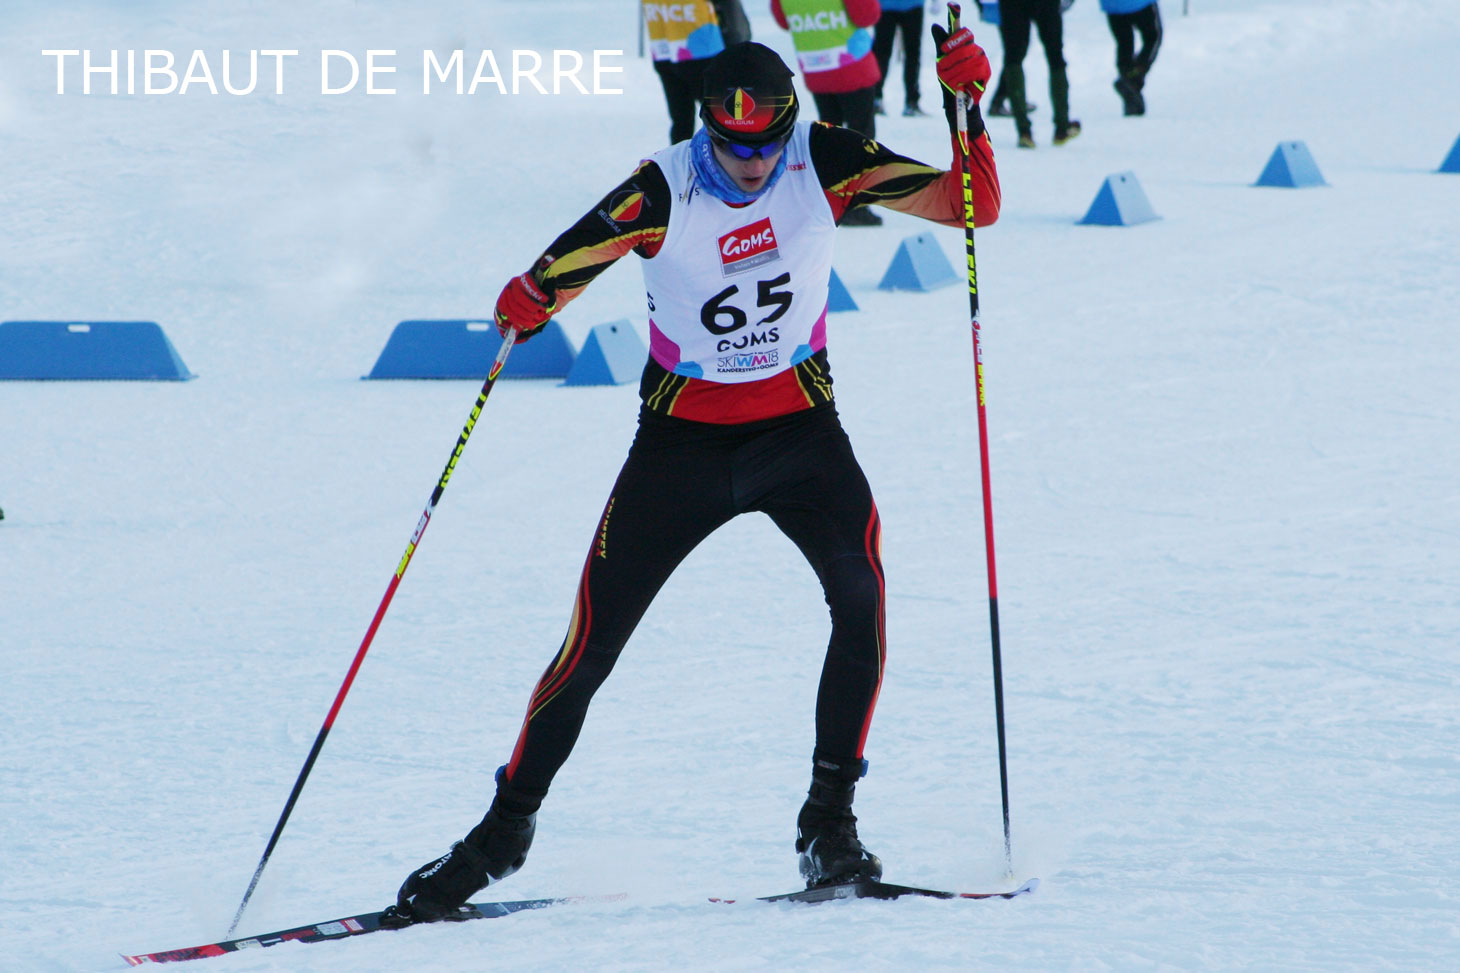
[{"left": 1114, "top": 69, "right": 1145, "bottom": 116}]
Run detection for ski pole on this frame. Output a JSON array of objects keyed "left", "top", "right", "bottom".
[
  {"left": 945, "top": 3, "right": 1014, "bottom": 876},
  {"left": 227, "top": 327, "right": 521, "bottom": 936}
]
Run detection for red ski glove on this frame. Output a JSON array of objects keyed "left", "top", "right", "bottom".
[
  {"left": 494, "top": 272, "right": 557, "bottom": 343},
  {"left": 932, "top": 25, "right": 991, "bottom": 103}
]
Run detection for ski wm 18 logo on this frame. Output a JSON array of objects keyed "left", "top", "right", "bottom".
[
  {"left": 717, "top": 349, "right": 779, "bottom": 373},
  {"left": 719, "top": 217, "right": 779, "bottom": 277}
]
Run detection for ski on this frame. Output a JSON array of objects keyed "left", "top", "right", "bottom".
[
  {"left": 121, "top": 893, "right": 625, "bottom": 965},
  {"left": 712, "top": 877, "right": 1039, "bottom": 905}
]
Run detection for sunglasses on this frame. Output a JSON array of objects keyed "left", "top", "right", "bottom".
[{"left": 711, "top": 133, "right": 788, "bottom": 160}]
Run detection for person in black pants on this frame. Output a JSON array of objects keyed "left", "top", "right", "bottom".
[
  {"left": 648, "top": 0, "right": 752, "bottom": 143},
  {"left": 811, "top": 89, "right": 879, "bottom": 146},
  {"left": 1102, "top": 0, "right": 1162, "bottom": 116},
  {"left": 383, "top": 38, "right": 1003, "bottom": 923},
  {"left": 871, "top": 0, "right": 926, "bottom": 116},
  {"left": 998, "top": 0, "right": 1079, "bottom": 148},
  {"left": 652, "top": 59, "right": 712, "bottom": 145},
  {"left": 983, "top": 0, "right": 1036, "bottom": 117}
]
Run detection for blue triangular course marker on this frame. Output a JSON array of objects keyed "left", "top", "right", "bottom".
[
  {"left": 0, "top": 320, "right": 195, "bottom": 380},
  {"left": 563, "top": 319, "right": 647, "bottom": 386},
  {"left": 1439, "top": 133, "right": 1460, "bottom": 173},
  {"left": 877, "top": 233, "right": 958, "bottom": 292},
  {"left": 828, "top": 268, "right": 858, "bottom": 312},
  {"left": 1254, "top": 140, "right": 1327, "bottom": 187},
  {"left": 364, "top": 319, "right": 575, "bottom": 379},
  {"left": 1077, "top": 171, "right": 1159, "bottom": 226}
]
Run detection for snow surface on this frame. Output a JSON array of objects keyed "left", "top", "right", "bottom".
[{"left": 3, "top": 0, "right": 1458, "bottom": 969}]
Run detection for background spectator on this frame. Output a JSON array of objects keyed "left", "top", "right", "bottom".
[
  {"left": 1101, "top": 0, "right": 1162, "bottom": 115},
  {"left": 979, "top": 0, "right": 1040, "bottom": 118},
  {"left": 771, "top": 0, "right": 885, "bottom": 223},
  {"left": 996, "top": 0, "right": 1079, "bottom": 148},
  {"left": 872, "top": 0, "right": 927, "bottom": 117},
  {"left": 644, "top": 0, "right": 754, "bottom": 143}
]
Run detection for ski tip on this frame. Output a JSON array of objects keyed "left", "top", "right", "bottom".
[
  {"left": 738, "top": 877, "right": 1041, "bottom": 905},
  {"left": 954, "top": 876, "right": 1039, "bottom": 899}
]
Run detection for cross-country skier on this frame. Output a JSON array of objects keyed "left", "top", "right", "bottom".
[{"left": 384, "top": 32, "right": 1000, "bottom": 924}]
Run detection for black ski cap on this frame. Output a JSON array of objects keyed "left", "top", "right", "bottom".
[{"left": 700, "top": 42, "right": 799, "bottom": 145}]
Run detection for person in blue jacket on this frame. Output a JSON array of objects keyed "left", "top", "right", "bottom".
[
  {"left": 871, "top": 0, "right": 927, "bottom": 117},
  {"left": 1101, "top": 0, "right": 1162, "bottom": 115}
]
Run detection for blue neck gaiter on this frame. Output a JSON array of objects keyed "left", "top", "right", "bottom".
[{"left": 690, "top": 127, "right": 787, "bottom": 205}]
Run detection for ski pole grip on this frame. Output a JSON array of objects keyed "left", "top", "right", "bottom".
[
  {"left": 945, "top": 4, "right": 971, "bottom": 139},
  {"left": 490, "top": 327, "right": 519, "bottom": 379}
]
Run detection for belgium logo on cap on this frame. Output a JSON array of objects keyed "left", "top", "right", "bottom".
[
  {"left": 715, "top": 86, "right": 771, "bottom": 132},
  {"left": 728, "top": 88, "right": 756, "bottom": 120}
]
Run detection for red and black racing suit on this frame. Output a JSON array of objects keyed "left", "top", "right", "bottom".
[{"left": 499, "top": 121, "right": 1000, "bottom": 802}]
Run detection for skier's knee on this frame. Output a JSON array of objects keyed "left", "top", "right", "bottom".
[{"left": 821, "top": 555, "right": 885, "bottom": 620}]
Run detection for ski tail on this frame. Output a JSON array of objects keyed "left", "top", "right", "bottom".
[{"left": 122, "top": 894, "right": 624, "bottom": 965}]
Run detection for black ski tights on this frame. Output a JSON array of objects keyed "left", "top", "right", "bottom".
[{"left": 500, "top": 405, "right": 887, "bottom": 798}]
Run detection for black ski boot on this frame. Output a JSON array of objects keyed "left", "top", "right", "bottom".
[
  {"left": 795, "top": 754, "right": 882, "bottom": 888},
  {"left": 382, "top": 776, "right": 541, "bottom": 926}
]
